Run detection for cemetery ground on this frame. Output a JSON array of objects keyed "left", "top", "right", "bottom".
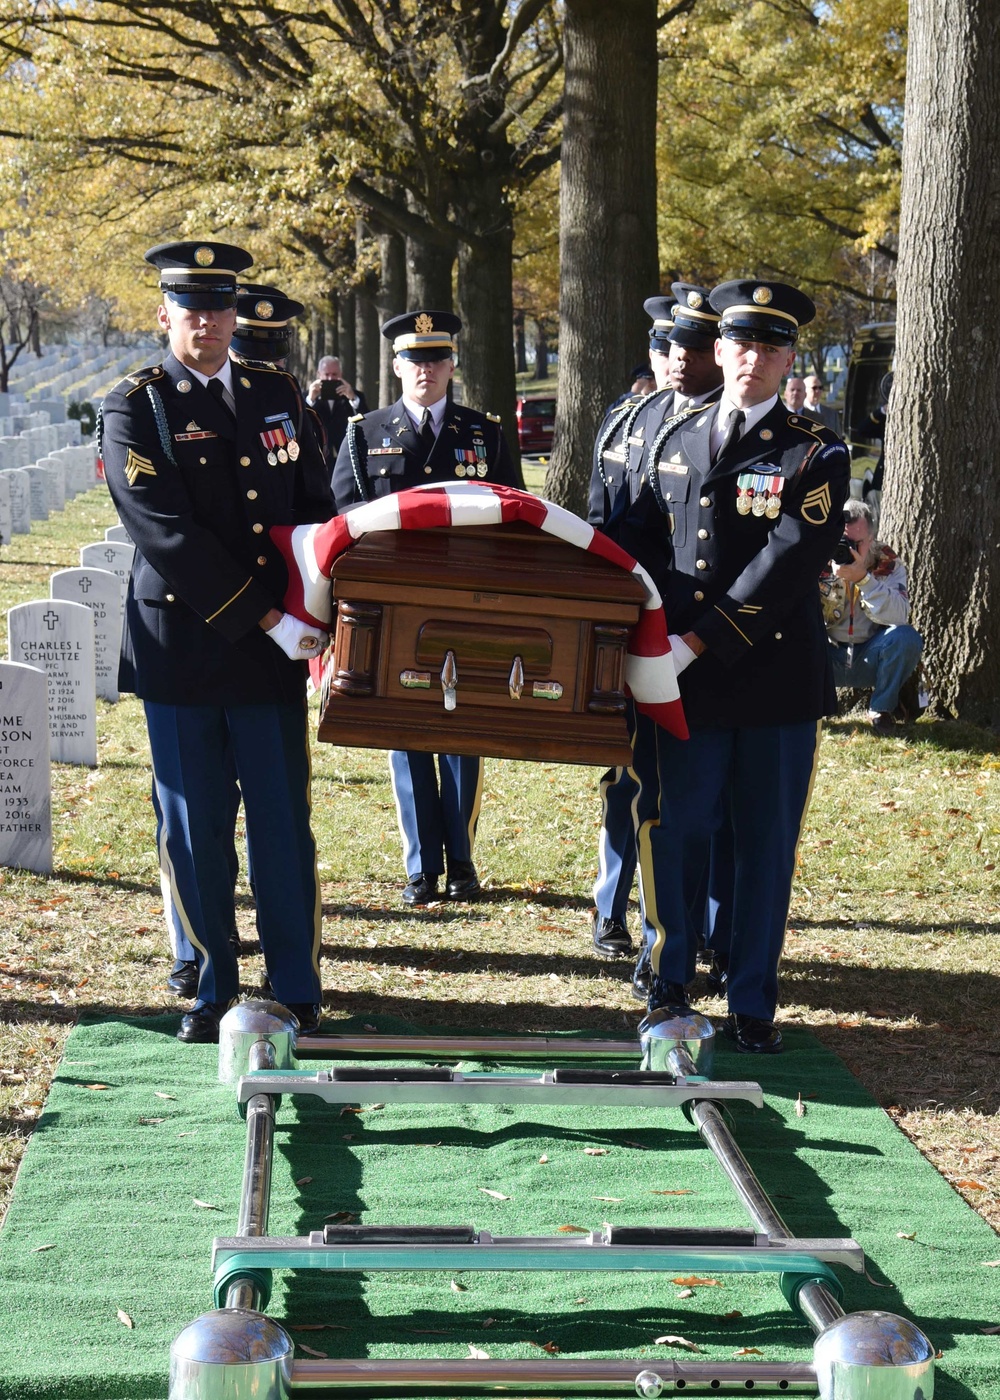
[{"left": 1, "top": 488, "right": 999, "bottom": 1254}]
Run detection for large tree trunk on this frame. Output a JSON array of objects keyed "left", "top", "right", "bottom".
[
  {"left": 544, "top": 0, "right": 659, "bottom": 516},
  {"left": 337, "top": 287, "right": 356, "bottom": 383},
  {"left": 376, "top": 230, "right": 406, "bottom": 407},
  {"left": 456, "top": 171, "right": 519, "bottom": 468},
  {"left": 355, "top": 280, "right": 380, "bottom": 404},
  {"left": 881, "top": 0, "right": 1000, "bottom": 727},
  {"left": 406, "top": 192, "right": 456, "bottom": 309}
]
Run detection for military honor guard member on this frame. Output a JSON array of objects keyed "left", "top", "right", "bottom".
[
  {"left": 231, "top": 283, "right": 304, "bottom": 367},
  {"left": 613, "top": 278, "right": 849, "bottom": 1053},
  {"left": 101, "top": 240, "right": 334, "bottom": 1042},
  {"left": 589, "top": 286, "right": 723, "bottom": 973},
  {"left": 331, "top": 309, "right": 521, "bottom": 905}
]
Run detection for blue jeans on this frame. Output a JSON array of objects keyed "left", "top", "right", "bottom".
[{"left": 829, "top": 626, "right": 922, "bottom": 713}]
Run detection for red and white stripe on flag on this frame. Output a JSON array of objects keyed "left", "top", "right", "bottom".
[{"left": 271, "top": 482, "right": 687, "bottom": 738}]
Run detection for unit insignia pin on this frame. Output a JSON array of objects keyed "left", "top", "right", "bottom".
[
  {"left": 240, "top": 376, "right": 251, "bottom": 388},
  {"left": 759, "top": 428, "right": 773, "bottom": 441},
  {"left": 177, "top": 380, "right": 192, "bottom": 393}
]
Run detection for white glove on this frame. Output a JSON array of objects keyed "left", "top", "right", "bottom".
[
  {"left": 668, "top": 634, "right": 698, "bottom": 675},
  {"left": 265, "top": 612, "right": 329, "bottom": 660}
]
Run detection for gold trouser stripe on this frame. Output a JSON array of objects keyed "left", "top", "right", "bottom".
[
  {"left": 714, "top": 604, "right": 753, "bottom": 646},
  {"left": 300, "top": 697, "right": 323, "bottom": 982},
  {"left": 466, "top": 756, "right": 485, "bottom": 856},
  {"left": 633, "top": 727, "right": 666, "bottom": 976},
  {"left": 157, "top": 816, "right": 209, "bottom": 965},
  {"left": 775, "top": 719, "right": 825, "bottom": 961},
  {"left": 206, "top": 576, "right": 252, "bottom": 623}
]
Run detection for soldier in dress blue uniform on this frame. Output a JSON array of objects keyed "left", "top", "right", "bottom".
[
  {"left": 589, "top": 287, "right": 724, "bottom": 978},
  {"left": 612, "top": 278, "right": 850, "bottom": 1053},
  {"left": 101, "top": 240, "right": 334, "bottom": 1042},
  {"left": 231, "top": 283, "right": 304, "bottom": 367},
  {"left": 332, "top": 310, "right": 521, "bottom": 905}
]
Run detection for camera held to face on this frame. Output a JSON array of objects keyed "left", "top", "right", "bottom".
[{"left": 833, "top": 535, "right": 856, "bottom": 566}]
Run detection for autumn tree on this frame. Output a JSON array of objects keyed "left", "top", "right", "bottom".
[{"left": 881, "top": 0, "right": 1000, "bottom": 727}]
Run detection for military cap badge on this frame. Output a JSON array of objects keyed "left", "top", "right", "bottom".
[
  {"left": 752, "top": 286, "right": 772, "bottom": 305},
  {"left": 194, "top": 246, "right": 215, "bottom": 266},
  {"left": 687, "top": 291, "right": 703, "bottom": 309},
  {"left": 414, "top": 313, "right": 434, "bottom": 333},
  {"left": 255, "top": 300, "right": 274, "bottom": 320}
]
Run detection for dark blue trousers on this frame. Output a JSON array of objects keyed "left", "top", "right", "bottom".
[
  {"left": 389, "top": 750, "right": 484, "bottom": 879},
  {"left": 145, "top": 700, "right": 321, "bottom": 1006},
  {"left": 633, "top": 716, "right": 821, "bottom": 1021},
  {"left": 592, "top": 764, "right": 639, "bottom": 924}
]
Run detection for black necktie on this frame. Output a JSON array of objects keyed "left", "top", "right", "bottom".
[
  {"left": 419, "top": 408, "right": 435, "bottom": 455},
  {"left": 714, "top": 407, "right": 745, "bottom": 463},
  {"left": 207, "top": 375, "right": 235, "bottom": 421}
]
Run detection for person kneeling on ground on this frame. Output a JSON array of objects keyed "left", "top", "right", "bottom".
[{"left": 821, "top": 498, "right": 923, "bottom": 734}]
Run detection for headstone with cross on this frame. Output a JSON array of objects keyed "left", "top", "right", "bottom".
[
  {"left": 104, "top": 523, "right": 132, "bottom": 545},
  {"left": 0, "top": 661, "right": 52, "bottom": 874},
  {"left": 7, "top": 600, "right": 97, "bottom": 766},
  {"left": 50, "top": 568, "right": 123, "bottom": 703},
  {"left": 80, "top": 540, "right": 135, "bottom": 592}
]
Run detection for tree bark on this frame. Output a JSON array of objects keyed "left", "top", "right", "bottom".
[
  {"left": 514, "top": 310, "right": 527, "bottom": 375},
  {"left": 406, "top": 192, "right": 456, "bottom": 309},
  {"left": 376, "top": 230, "right": 406, "bottom": 407},
  {"left": 533, "top": 322, "right": 550, "bottom": 381},
  {"left": 337, "top": 287, "right": 356, "bottom": 382},
  {"left": 881, "top": 0, "right": 1000, "bottom": 727},
  {"left": 355, "top": 281, "right": 380, "bottom": 404},
  {"left": 544, "top": 0, "right": 659, "bottom": 516}
]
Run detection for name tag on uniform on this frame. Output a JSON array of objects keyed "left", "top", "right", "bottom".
[
  {"left": 369, "top": 446, "right": 404, "bottom": 455},
  {"left": 602, "top": 449, "right": 625, "bottom": 465},
  {"left": 662, "top": 461, "right": 689, "bottom": 474},
  {"left": 627, "top": 434, "right": 645, "bottom": 446}
]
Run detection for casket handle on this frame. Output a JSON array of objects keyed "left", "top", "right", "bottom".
[
  {"left": 508, "top": 655, "right": 524, "bottom": 700},
  {"left": 441, "top": 650, "right": 458, "bottom": 711}
]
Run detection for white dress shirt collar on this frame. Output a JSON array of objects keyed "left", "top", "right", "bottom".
[
  {"left": 189, "top": 359, "right": 235, "bottom": 397},
  {"left": 402, "top": 393, "right": 447, "bottom": 433}
]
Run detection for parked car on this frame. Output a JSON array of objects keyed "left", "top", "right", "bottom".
[{"left": 516, "top": 394, "right": 556, "bottom": 455}]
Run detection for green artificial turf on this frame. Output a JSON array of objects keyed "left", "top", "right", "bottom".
[{"left": 0, "top": 1013, "right": 996, "bottom": 1398}]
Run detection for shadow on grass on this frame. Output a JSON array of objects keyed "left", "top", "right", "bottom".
[
  {"left": 826, "top": 716, "right": 1000, "bottom": 755},
  {"left": 795, "top": 917, "right": 1000, "bottom": 936}
]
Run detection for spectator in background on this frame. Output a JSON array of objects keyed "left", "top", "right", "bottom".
[
  {"left": 820, "top": 498, "right": 923, "bottom": 734},
  {"left": 307, "top": 355, "right": 368, "bottom": 462},
  {"left": 605, "top": 364, "right": 656, "bottom": 416},
  {"left": 804, "top": 374, "right": 840, "bottom": 431},
  {"left": 782, "top": 375, "right": 807, "bottom": 413}
]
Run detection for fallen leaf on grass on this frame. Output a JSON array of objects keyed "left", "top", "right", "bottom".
[
  {"left": 482, "top": 1318, "right": 496, "bottom": 1328},
  {"left": 734, "top": 1347, "right": 763, "bottom": 1356},
  {"left": 538, "top": 1154, "right": 549, "bottom": 1164},
  {"left": 137, "top": 1117, "right": 165, "bottom": 1125},
  {"left": 654, "top": 1335, "right": 702, "bottom": 1353},
  {"left": 83, "top": 1083, "right": 111, "bottom": 1091},
  {"left": 982, "top": 1261, "right": 1000, "bottom": 1268},
  {"left": 468, "top": 1344, "right": 490, "bottom": 1359},
  {"left": 117, "top": 1309, "right": 134, "bottom": 1329},
  {"left": 295, "top": 1176, "right": 314, "bottom": 1186},
  {"left": 979, "top": 1326, "right": 1000, "bottom": 1335},
  {"left": 716, "top": 1311, "right": 744, "bottom": 1323},
  {"left": 558, "top": 1224, "right": 589, "bottom": 1233},
  {"left": 672, "top": 1276, "right": 721, "bottom": 1287},
  {"left": 954, "top": 1179, "right": 988, "bottom": 1191},
  {"left": 526, "top": 1340, "right": 561, "bottom": 1354},
  {"left": 325, "top": 1211, "right": 359, "bottom": 1223},
  {"left": 897, "top": 1231, "right": 917, "bottom": 1241},
  {"left": 193, "top": 1199, "right": 221, "bottom": 1211},
  {"left": 451, "top": 1279, "right": 467, "bottom": 1293},
  {"left": 298, "top": 1343, "right": 328, "bottom": 1358},
  {"left": 32, "top": 1243, "right": 56, "bottom": 1253},
  {"left": 652, "top": 1189, "right": 693, "bottom": 1196},
  {"left": 676, "top": 1288, "right": 695, "bottom": 1299},
  {"left": 154, "top": 1092, "right": 176, "bottom": 1101},
  {"left": 479, "top": 1188, "right": 510, "bottom": 1200},
  {"left": 594, "top": 1196, "right": 624, "bottom": 1202},
  {"left": 624, "top": 1140, "right": 652, "bottom": 1150},
  {"left": 583, "top": 1147, "right": 608, "bottom": 1156},
  {"left": 289, "top": 1324, "right": 348, "bottom": 1331},
  {"left": 795, "top": 1094, "right": 806, "bottom": 1118}
]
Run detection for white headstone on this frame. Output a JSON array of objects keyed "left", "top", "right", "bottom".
[
  {"left": 0, "top": 473, "right": 11, "bottom": 547},
  {"left": 23, "top": 466, "right": 50, "bottom": 521},
  {"left": 4, "top": 470, "right": 31, "bottom": 534},
  {"left": 104, "top": 524, "right": 132, "bottom": 544},
  {"left": 40, "top": 457, "right": 66, "bottom": 512},
  {"left": 80, "top": 540, "right": 134, "bottom": 592},
  {"left": 0, "top": 662, "right": 52, "bottom": 874},
  {"left": 7, "top": 600, "right": 97, "bottom": 766},
  {"left": 51, "top": 568, "right": 122, "bottom": 703}
]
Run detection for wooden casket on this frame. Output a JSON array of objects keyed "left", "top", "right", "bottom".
[{"left": 317, "top": 523, "right": 647, "bottom": 765}]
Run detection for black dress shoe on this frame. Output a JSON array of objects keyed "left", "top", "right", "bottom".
[
  {"left": 723, "top": 1014, "right": 783, "bottom": 1054},
  {"left": 229, "top": 929, "right": 243, "bottom": 955},
  {"left": 591, "top": 914, "right": 632, "bottom": 960},
  {"left": 445, "top": 862, "right": 481, "bottom": 901},
  {"left": 631, "top": 958, "right": 650, "bottom": 1000},
  {"left": 647, "top": 977, "right": 693, "bottom": 1016},
  {"left": 402, "top": 873, "right": 439, "bottom": 905},
  {"left": 176, "top": 999, "right": 237, "bottom": 1044},
  {"left": 286, "top": 1003, "right": 322, "bottom": 1035},
  {"left": 167, "top": 959, "right": 199, "bottom": 998},
  {"left": 705, "top": 955, "right": 728, "bottom": 996}
]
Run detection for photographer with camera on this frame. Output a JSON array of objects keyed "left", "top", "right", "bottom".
[
  {"left": 307, "top": 355, "right": 368, "bottom": 463},
  {"left": 821, "top": 498, "right": 923, "bottom": 734}
]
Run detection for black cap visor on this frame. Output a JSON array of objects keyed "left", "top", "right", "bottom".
[
  {"left": 395, "top": 346, "right": 454, "bottom": 363},
  {"left": 719, "top": 311, "right": 797, "bottom": 346},
  {"left": 163, "top": 285, "right": 238, "bottom": 311},
  {"left": 668, "top": 325, "right": 718, "bottom": 351}
]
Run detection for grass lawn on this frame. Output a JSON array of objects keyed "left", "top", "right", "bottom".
[{"left": 1, "top": 484, "right": 999, "bottom": 1250}]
